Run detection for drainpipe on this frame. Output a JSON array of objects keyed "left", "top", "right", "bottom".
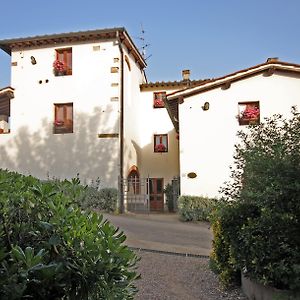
[{"left": 117, "top": 31, "right": 124, "bottom": 213}]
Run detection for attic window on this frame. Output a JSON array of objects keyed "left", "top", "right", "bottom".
[
  {"left": 153, "top": 92, "right": 166, "bottom": 108},
  {"left": 238, "top": 101, "right": 260, "bottom": 125}
]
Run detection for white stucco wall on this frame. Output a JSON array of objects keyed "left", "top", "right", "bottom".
[
  {"left": 179, "top": 72, "right": 300, "bottom": 198},
  {"left": 123, "top": 50, "right": 147, "bottom": 177},
  {"left": 138, "top": 88, "right": 180, "bottom": 186},
  {"left": 0, "top": 40, "right": 123, "bottom": 187}
]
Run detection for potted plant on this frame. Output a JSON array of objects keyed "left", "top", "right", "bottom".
[
  {"left": 154, "top": 98, "right": 164, "bottom": 108},
  {"left": 53, "top": 60, "right": 66, "bottom": 76},
  {"left": 155, "top": 143, "right": 166, "bottom": 152},
  {"left": 54, "top": 120, "right": 64, "bottom": 127},
  {"left": 239, "top": 105, "right": 260, "bottom": 125}
]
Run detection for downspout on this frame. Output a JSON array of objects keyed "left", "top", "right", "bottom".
[{"left": 117, "top": 31, "right": 125, "bottom": 213}]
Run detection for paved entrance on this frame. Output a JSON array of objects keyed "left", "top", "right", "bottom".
[{"left": 103, "top": 213, "right": 212, "bottom": 257}]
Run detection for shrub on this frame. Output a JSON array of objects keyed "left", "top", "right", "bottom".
[
  {"left": 98, "top": 188, "right": 118, "bottom": 212},
  {"left": 209, "top": 201, "right": 259, "bottom": 287},
  {"left": 81, "top": 186, "right": 118, "bottom": 212},
  {"left": 164, "top": 183, "right": 175, "bottom": 212},
  {"left": 211, "top": 109, "right": 300, "bottom": 291},
  {"left": 0, "top": 169, "right": 139, "bottom": 299},
  {"left": 178, "top": 195, "right": 217, "bottom": 221}
]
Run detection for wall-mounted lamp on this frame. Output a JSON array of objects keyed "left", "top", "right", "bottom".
[
  {"left": 30, "top": 56, "right": 37, "bottom": 65},
  {"left": 202, "top": 102, "right": 210, "bottom": 111},
  {"left": 187, "top": 172, "right": 197, "bottom": 179}
]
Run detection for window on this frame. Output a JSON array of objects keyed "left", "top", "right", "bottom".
[
  {"left": 54, "top": 48, "right": 72, "bottom": 76},
  {"left": 128, "top": 168, "right": 140, "bottom": 194},
  {"left": 153, "top": 92, "right": 166, "bottom": 108},
  {"left": 54, "top": 103, "right": 73, "bottom": 134},
  {"left": 0, "top": 97, "right": 11, "bottom": 134},
  {"left": 154, "top": 134, "right": 168, "bottom": 152},
  {"left": 238, "top": 101, "right": 260, "bottom": 125}
]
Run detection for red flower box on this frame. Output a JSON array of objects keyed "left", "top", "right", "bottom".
[{"left": 155, "top": 143, "right": 166, "bottom": 152}]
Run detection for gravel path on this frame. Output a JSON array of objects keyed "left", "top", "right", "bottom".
[{"left": 134, "top": 250, "right": 247, "bottom": 300}]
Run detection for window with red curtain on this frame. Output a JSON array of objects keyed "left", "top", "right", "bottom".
[
  {"left": 54, "top": 103, "right": 73, "bottom": 134},
  {"left": 154, "top": 134, "right": 168, "bottom": 152},
  {"left": 55, "top": 48, "right": 72, "bottom": 76}
]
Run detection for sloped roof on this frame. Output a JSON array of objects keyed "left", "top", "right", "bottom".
[
  {"left": 0, "top": 87, "right": 14, "bottom": 116},
  {"left": 0, "top": 27, "right": 146, "bottom": 68},
  {"left": 167, "top": 59, "right": 300, "bottom": 100},
  {"left": 0, "top": 87, "right": 14, "bottom": 99},
  {"left": 164, "top": 59, "right": 300, "bottom": 132},
  {"left": 140, "top": 79, "right": 210, "bottom": 90}
]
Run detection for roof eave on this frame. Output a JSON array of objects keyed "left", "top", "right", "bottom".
[
  {"left": 0, "top": 27, "right": 147, "bottom": 68},
  {"left": 163, "top": 96, "right": 179, "bottom": 132},
  {"left": 167, "top": 62, "right": 300, "bottom": 101},
  {"left": 0, "top": 87, "right": 14, "bottom": 99}
]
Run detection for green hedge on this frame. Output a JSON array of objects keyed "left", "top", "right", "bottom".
[
  {"left": 211, "top": 110, "right": 300, "bottom": 292},
  {"left": 178, "top": 195, "right": 217, "bottom": 222},
  {"left": 0, "top": 169, "right": 139, "bottom": 299},
  {"left": 80, "top": 186, "right": 118, "bottom": 212}
]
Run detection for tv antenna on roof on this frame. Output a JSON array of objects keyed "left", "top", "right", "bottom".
[{"left": 135, "top": 23, "right": 152, "bottom": 61}]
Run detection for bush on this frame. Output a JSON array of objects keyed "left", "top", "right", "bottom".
[
  {"left": 211, "top": 109, "right": 300, "bottom": 291},
  {"left": 80, "top": 184, "right": 118, "bottom": 212},
  {"left": 0, "top": 169, "right": 139, "bottom": 299},
  {"left": 164, "top": 183, "right": 175, "bottom": 212},
  {"left": 210, "top": 201, "right": 259, "bottom": 287},
  {"left": 178, "top": 195, "right": 217, "bottom": 221}
]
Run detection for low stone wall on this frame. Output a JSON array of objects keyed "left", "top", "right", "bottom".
[{"left": 241, "top": 274, "right": 299, "bottom": 300}]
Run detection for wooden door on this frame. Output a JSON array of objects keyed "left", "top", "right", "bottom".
[{"left": 149, "top": 178, "right": 164, "bottom": 211}]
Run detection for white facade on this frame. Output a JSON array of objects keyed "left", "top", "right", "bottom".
[
  {"left": 0, "top": 28, "right": 181, "bottom": 211},
  {"left": 0, "top": 29, "right": 146, "bottom": 189},
  {"left": 174, "top": 69, "right": 300, "bottom": 198},
  {"left": 138, "top": 86, "right": 180, "bottom": 184}
]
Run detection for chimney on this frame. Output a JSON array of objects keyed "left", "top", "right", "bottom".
[
  {"left": 182, "top": 69, "right": 190, "bottom": 81},
  {"left": 266, "top": 57, "right": 279, "bottom": 63}
]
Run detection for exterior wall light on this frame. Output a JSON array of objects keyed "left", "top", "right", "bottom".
[
  {"left": 31, "top": 56, "right": 37, "bottom": 65},
  {"left": 187, "top": 172, "right": 197, "bottom": 178},
  {"left": 202, "top": 102, "right": 210, "bottom": 111}
]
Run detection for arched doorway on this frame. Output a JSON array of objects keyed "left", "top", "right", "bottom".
[{"left": 127, "top": 166, "right": 140, "bottom": 194}]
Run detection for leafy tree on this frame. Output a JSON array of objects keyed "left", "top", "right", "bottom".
[{"left": 211, "top": 108, "right": 300, "bottom": 292}]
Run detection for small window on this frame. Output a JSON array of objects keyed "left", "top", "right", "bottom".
[
  {"left": 54, "top": 103, "right": 73, "bottom": 134},
  {"left": 154, "top": 134, "right": 168, "bottom": 153},
  {"left": 153, "top": 92, "right": 166, "bottom": 108},
  {"left": 238, "top": 101, "right": 260, "bottom": 125},
  {"left": 53, "top": 48, "right": 72, "bottom": 76}
]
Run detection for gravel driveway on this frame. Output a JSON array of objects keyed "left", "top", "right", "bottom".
[
  {"left": 103, "top": 213, "right": 247, "bottom": 299},
  {"left": 135, "top": 251, "right": 247, "bottom": 300}
]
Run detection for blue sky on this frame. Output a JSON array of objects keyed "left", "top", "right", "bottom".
[{"left": 1, "top": 0, "right": 300, "bottom": 86}]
